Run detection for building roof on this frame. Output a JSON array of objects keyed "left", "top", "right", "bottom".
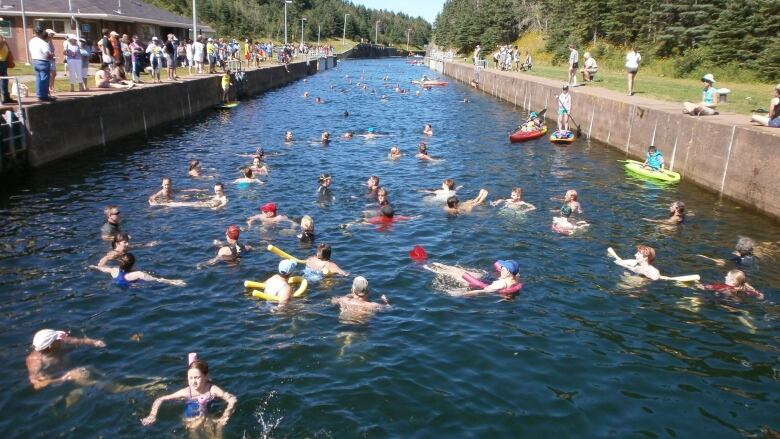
[{"left": 0, "top": 0, "right": 214, "bottom": 31}]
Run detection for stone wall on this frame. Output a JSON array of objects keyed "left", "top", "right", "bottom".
[{"left": 430, "top": 60, "right": 780, "bottom": 221}]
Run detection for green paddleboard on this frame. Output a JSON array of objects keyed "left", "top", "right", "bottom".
[{"left": 624, "top": 160, "right": 681, "bottom": 183}]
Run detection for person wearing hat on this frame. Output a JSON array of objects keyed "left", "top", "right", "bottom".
[
  {"left": 750, "top": 84, "right": 780, "bottom": 128},
  {"left": 99, "top": 28, "right": 114, "bottom": 65},
  {"left": 78, "top": 37, "right": 91, "bottom": 90},
  {"left": 424, "top": 260, "right": 521, "bottom": 295},
  {"left": 64, "top": 34, "right": 85, "bottom": 92},
  {"left": 29, "top": 25, "right": 55, "bottom": 101},
  {"left": 246, "top": 202, "right": 294, "bottom": 227},
  {"left": 580, "top": 52, "right": 598, "bottom": 83},
  {"left": 26, "top": 329, "right": 105, "bottom": 389},
  {"left": 557, "top": 83, "right": 572, "bottom": 131},
  {"left": 683, "top": 74, "right": 719, "bottom": 116},
  {"left": 0, "top": 36, "right": 17, "bottom": 104},
  {"left": 204, "top": 224, "right": 253, "bottom": 265},
  {"left": 146, "top": 37, "right": 164, "bottom": 83},
  {"left": 519, "top": 111, "right": 544, "bottom": 132},
  {"left": 206, "top": 37, "right": 216, "bottom": 74},
  {"left": 466, "top": 260, "right": 521, "bottom": 294},
  {"left": 331, "top": 276, "right": 389, "bottom": 317},
  {"left": 263, "top": 259, "right": 298, "bottom": 305}
]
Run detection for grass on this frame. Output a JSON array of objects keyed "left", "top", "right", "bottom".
[{"left": 465, "top": 31, "right": 776, "bottom": 116}]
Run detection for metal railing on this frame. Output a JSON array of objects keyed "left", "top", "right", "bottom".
[{"left": 0, "top": 76, "right": 27, "bottom": 174}]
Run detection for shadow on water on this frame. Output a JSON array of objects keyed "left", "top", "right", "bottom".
[{"left": 0, "top": 59, "right": 778, "bottom": 437}]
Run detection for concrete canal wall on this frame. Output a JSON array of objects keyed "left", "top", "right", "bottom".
[
  {"left": 429, "top": 59, "right": 780, "bottom": 221},
  {"left": 23, "top": 57, "right": 335, "bottom": 168}
]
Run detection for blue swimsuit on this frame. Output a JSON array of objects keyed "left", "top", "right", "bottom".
[{"left": 183, "top": 387, "right": 216, "bottom": 418}]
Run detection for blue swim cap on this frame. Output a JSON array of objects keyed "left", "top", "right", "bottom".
[
  {"left": 367, "top": 127, "right": 375, "bottom": 133},
  {"left": 530, "top": 112, "right": 537, "bottom": 118},
  {"left": 496, "top": 260, "right": 519, "bottom": 275},
  {"left": 279, "top": 259, "right": 297, "bottom": 275}
]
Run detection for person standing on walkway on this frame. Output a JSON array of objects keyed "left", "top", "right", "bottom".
[
  {"left": 193, "top": 36, "right": 204, "bottom": 74},
  {"left": 185, "top": 39, "right": 194, "bottom": 75},
  {"left": 45, "top": 29, "right": 57, "bottom": 94},
  {"left": 625, "top": 44, "right": 641, "bottom": 96},
  {"left": 473, "top": 44, "right": 481, "bottom": 65},
  {"left": 121, "top": 34, "right": 132, "bottom": 73},
  {"left": 164, "top": 34, "right": 177, "bottom": 81},
  {"left": 64, "top": 34, "right": 84, "bottom": 92},
  {"left": 30, "top": 26, "right": 55, "bottom": 101},
  {"left": 146, "top": 37, "right": 163, "bottom": 83},
  {"left": 100, "top": 28, "right": 113, "bottom": 65},
  {"left": 79, "top": 38, "right": 90, "bottom": 90},
  {"left": 129, "top": 35, "right": 143, "bottom": 83},
  {"left": 567, "top": 44, "right": 579, "bottom": 86},
  {"left": 0, "top": 36, "right": 17, "bottom": 104},
  {"left": 206, "top": 38, "right": 216, "bottom": 74}
]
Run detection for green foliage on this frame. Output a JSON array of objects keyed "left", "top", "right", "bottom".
[{"left": 145, "top": 0, "right": 431, "bottom": 46}]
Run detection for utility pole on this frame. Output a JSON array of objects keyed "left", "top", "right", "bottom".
[
  {"left": 191, "top": 0, "right": 197, "bottom": 41},
  {"left": 406, "top": 28, "right": 412, "bottom": 53},
  {"left": 375, "top": 20, "right": 380, "bottom": 45},
  {"left": 284, "top": 0, "right": 292, "bottom": 44},
  {"left": 342, "top": 13, "right": 349, "bottom": 48}
]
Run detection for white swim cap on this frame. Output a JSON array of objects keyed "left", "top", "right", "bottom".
[{"left": 32, "top": 329, "right": 67, "bottom": 351}]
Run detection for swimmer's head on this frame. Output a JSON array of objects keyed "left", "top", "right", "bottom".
[
  {"left": 635, "top": 245, "right": 656, "bottom": 264},
  {"left": 321, "top": 131, "right": 330, "bottom": 141},
  {"left": 300, "top": 215, "right": 314, "bottom": 232},
  {"left": 670, "top": 201, "right": 685, "bottom": 215},
  {"left": 344, "top": 111, "right": 349, "bottom": 117},
  {"left": 446, "top": 196, "right": 459, "bottom": 208},
  {"left": 496, "top": 260, "right": 519, "bottom": 276},
  {"left": 564, "top": 189, "right": 578, "bottom": 202},
  {"left": 260, "top": 202, "right": 277, "bottom": 215},
  {"left": 377, "top": 187, "right": 388, "bottom": 198},
  {"left": 188, "top": 159, "right": 200, "bottom": 171},
  {"left": 278, "top": 259, "right": 296, "bottom": 276},
  {"left": 418, "top": 142, "right": 427, "bottom": 153},
  {"left": 511, "top": 188, "right": 523, "bottom": 200},
  {"left": 225, "top": 225, "right": 240, "bottom": 240},
  {"left": 352, "top": 276, "right": 369, "bottom": 297},
  {"left": 316, "top": 243, "right": 332, "bottom": 261},
  {"left": 252, "top": 156, "right": 262, "bottom": 166},
  {"left": 389, "top": 146, "right": 400, "bottom": 155},
  {"left": 725, "top": 269, "right": 747, "bottom": 288},
  {"left": 242, "top": 167, "right": 253, "bottom": 178},
  {"left": 117, "top": 253, "right": 136, "bottom": 271},
  {"left": 318, "top": 173, "right": 331, "bottom": 186},
  {"left": 112, "top": 232, "right": 130, "bottom": 250},
  {"left": 343, "top": 132, "right": 353, "bottom": 139},
  {"left": 104, "top": 205, "right": 120, "bottom": 222},
  {"left": 187, "top": 360, "right": 209, "bottom": 389},
  {"left": 32, "top": 329, "right": 67, "bottom": 352},
  {"left": 162, "top": 177, "right": 171, "bottom": 188},
  {"left": 284, "top": 131, "right": 293, "bottom": 141},
  {"left": 380, "top": 205, "right": 395, "bottom": 218},
  {"left": 367, "top": 175, "right": 379, "bottom": 188},
  {"left": 443, "top": 179, "right": 455, "bottom": 190},
  {"left": 735, "top": 237, "right": 754, "bottom": 256}
]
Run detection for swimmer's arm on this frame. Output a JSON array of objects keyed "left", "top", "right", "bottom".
[
  {"left": 329, "top": 263, "right": 349, "bottom": 276},
  {"left": 696, "top": 254, "right": 727, "bottom": 267},
  {"left": 97, "top": 250, "right": 120, "bottom": 267},
  {"left": 490, "top": 199, "right": 508, "bottom": 207},
  {"left": 141, "top": 388, "right": 189, "bottom": 425},
  {"left": 211, "top": 385, "right": 238, "bottom": 426},
  {"left": 521, "top": 202, "right": 537, "bottom": 211},
  {"left": 90, "top": 264, "right": 116, "bottom": 275},
  {"left": 148, "top": 190, "right": 163, "bottom": 204},
  {"left": 63, "top": 335, "right": 106, "bottom": 348},
  {"left": 137, "top": 271, "right": 186, "bottom": 287},
  {"left": 246, "top": 214, "right": 262, "bottom": 225},
  {"left": 210, "top": 197, "right": 228, "bottom": 210}
]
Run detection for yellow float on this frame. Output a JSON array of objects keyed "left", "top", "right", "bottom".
[{"left": 244, "top": 276, "right": 308, "bottom": 302}]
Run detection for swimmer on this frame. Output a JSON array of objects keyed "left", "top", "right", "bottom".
[
  {"left": 642, "top": 145, "right": 664, "bottom": 171},
  {"left": 247, "top": 202, "right": 295, "bottom": 227},
  {"left": 460, "top": 98, "right": 470, "bottom": 103},
  {"left": 298, "top": 215, "right": 315, "bottom": 243},
  {"left": 314, "top": 96, "right": 324, "bottom": 104},
  {"left": 361, "top": 127, "right": 377, "bottom": 139},
  {"left": 363, "top": 187, "right": 389, "bottom": 217},
  {"left": 316, "top": 173, "right": 334, "bottom": 201},
  {"left": 416, "top": 142, "right": 442, "bottom": 162},
  {"left": 100, "top": 205, "right": 122, "bottom": 240},
  {"left": 608, "top": 245, "right": 661, "bottom": 281},
  {"left": 425, "top": 260, "right": 520, "bottom": 295},
  {"left": 97, "top": 232, "right": 130, "bottom": 266},
  {"left": 303, "top": 91, "right": 309, "bottom": 98},
  {"left": 415, "top": 90, "right": 421, "bottom": 96},
  {"left": 331, "top": 276, "right": 389, "bottom": 318},
  {"left": 305, "top": 243, "right": 349, "bottom": 276},
  {"left": 552, "top": 205, "right": 589, "bottom": 234},
  {"left": 141, "top": 358, "right": 237, "bottom": 428},
  {"left": 342, "top": 132, "right": 353, "bottom": 139},
  {"left": 188, "top": 160, "right": 205, "bottom": 178},
  {"left": 233, "top": 167, "right": 264, "bottom": 185},
  {"left": 284, "top": 131, "right": 294, "bottom": 142},
  {"left": 644, "top": 201, "right": 685, "bottom": 225},
  {"left": 380, "top": 94, "right": 388, "bottom": 100},
  {"left": 249, "top": 156, "right": 269, "bottom": 176},
  {"left": 444, "top": 190, "right": 489, "bottom": 214},
  {"left": 155, "top": 183, "right": 227, "bottom": 210},
  {"left": 343, "top": 110, "right": 349, "bottom": 117},
  {"left": 423, "top": 124, "right": 433, "bottom": 136},
  {"left": 552, "top": 189, "right": 583, "bottom": 215},
  {"left": 148, "top": 177, "right": 206, "bottom": 205},
  {"left": 366, "top": 175, "right": 380, "bottom": 198},
  {"left": 321, "top": 131, "right": 331, "bottom": 143},
  {"left": 341, "top": 205, "right": 413, "bottom": 230},
  {"left": 388, "top": 146, "right": 402, "bottom": 160},
  {"left": 261, "top": 259, "right": 297, "bottom": 306},
  {"left": 421, "top": 178, "right": 461, "bottom": 200},
  {"left": 91, "top": 253, "right": 186, "bottom": 286},
  {"left": 26, "top": 329, "right": 105, "bottom": 389},
  {"left": 204, "top": 225, "right": 253, "bottom": 265},
  {"left": 698, "top": 237, "right": 759, "bottom": 268},
  {"left": 490, "top": 188, "right": 536, "bottom": 211},
  {"left": 698, "top": 269, "right": 764, "bottom": 300}
]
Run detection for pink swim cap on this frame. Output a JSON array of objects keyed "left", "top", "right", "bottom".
[{"left": 226, "top": 225, "right": 240, "bottom": 240}]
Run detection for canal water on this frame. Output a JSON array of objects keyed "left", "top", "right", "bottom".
[{"left": 0, "top": 59, "right": 778, "bottom": 437}]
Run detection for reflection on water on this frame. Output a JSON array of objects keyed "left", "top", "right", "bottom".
[{"left": 0, "top": 59, "right": 778, "bottom": 437}]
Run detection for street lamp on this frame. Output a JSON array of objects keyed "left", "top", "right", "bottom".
[
  {"left": 191, "top": 0, "right": 196, "bottom": 41},
  {"left": 317, "top": 24, "right": 320, "bottom": 48},
  {"left": 406, "top": 28, "right": 412, "bottom": 53},
  {"left": 375, "top": 20, "right": 380, "bottom": 45},
  {"left": 342, "top": 13, "right": 349, "bottom": 48},
  {"left": 283, "top": 0, "right": 292, "bottom": 45},
  {"left": 300, "top": 17, "right": 306, "bottom": 46}
]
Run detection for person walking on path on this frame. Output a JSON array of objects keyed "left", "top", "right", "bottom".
[
  {"left": 625, "top": 45, "right": 641, "bottom": 96},
  {"left": 567, "top": 44, "right": 579, "bottom": 86},
  {"left": 29, "top": 26, "right": 55, "bottom": 101}
]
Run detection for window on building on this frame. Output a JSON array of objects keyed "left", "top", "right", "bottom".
[{"left": 34, "top": 19, "right": 67, "bottom": 34}]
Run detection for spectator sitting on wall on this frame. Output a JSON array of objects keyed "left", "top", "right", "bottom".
[
  {"left": 95, "top": 62, "right": 134, "bottom": 90},
  {"left": 750, "top": 84, "right": 780, "bottom": 128},
  {"left": 683, "top": 74, "right": 719, "bottom": 116},
  {"left": 580, "top": 52, "right": 598, "bottom": 82}
]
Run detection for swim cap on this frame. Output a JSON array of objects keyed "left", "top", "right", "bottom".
[
  {"left": 367, "top": 127, "right": 375, "bottom": 133},
  {"left": 352, "top": 276, "right": 369, "bottom": 295},
  {"left": 188, "top": 352, "right": 199, "bottom": 366},
  {"left": 32, "top": 329, "right": 67, "bottom": 351},
  {"left": 496, "top": 260, "right": 519, "bottom": 275},
  {"left": 226, "top": 225, "right": 240, "bottom": 240},
  {"left": 530, "top": 112, "right": 537, "bottom": 118},
  {"left": 260, "top": 202, "right": 277, "bottom": 213},
  {"left": 279, "top": 259, "right": 296, "bottom": 275}
]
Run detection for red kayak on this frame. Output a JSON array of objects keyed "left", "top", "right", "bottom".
[{"left": 509, "top": 126, "right": 548, "bottom": 143}]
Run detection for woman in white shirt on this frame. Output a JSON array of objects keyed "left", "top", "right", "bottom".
[{"left": 625, "top": 44, "right": 641, "bottom": 96}]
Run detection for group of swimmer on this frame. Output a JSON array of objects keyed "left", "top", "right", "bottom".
[{"left": 25, "top": 66, "right": 770, "bottom": 434}]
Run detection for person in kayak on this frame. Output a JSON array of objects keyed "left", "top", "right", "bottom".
[
  {"left": 519, "top": 112, "right": 544, "bottom": 132},
  {"left": 642, "top": 145, "right": 664, "bottom": 170}
]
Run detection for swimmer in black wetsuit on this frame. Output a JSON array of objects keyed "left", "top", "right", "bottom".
[{"left": 698, "top": 237, "right": 759, "bottom": 269}]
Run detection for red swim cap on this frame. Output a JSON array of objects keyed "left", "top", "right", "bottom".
[
  {"left": 226, "top": 225, "right": 240, "bottom": 240},
  {"left": 260, "top": 202, "right": 277, "bottom": 213}
]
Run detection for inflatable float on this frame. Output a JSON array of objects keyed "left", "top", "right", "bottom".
[
  {"left": 624, "top": 160, "right": 681, "bottom": 183},
  {"left": 244, "top": 276, "right": 308, "bottom": 301},
  {"left": 509, "top": 126, "right": 548, "bottom": 143},
  {"left": 412, "top": 80, "right": 448, "bottom": 87},
  {"left": 461, "top": 272, "right": 522, "bottom": 295},
  {"left": 549, "top": 130, "right": 576, "bottom": 145}
]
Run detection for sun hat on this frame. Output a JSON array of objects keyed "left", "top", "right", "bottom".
[
  {"left": 701, "top": 73, "right": 716, "bottom": 84},
  {"left": 32, "top": 329, "right": 67, "bottom": 351},
  {"left": 45, "top": 29, "right": 56, "bottom": 35},
  {"left": 66, "top": 34, "right": 77, "bottom": 40},
  {"left": 151, "top": 36, "right": 159, "bottom": 41},
  {"left": 496, "top": 260, "right": 519, "bottom": 275},
  {"left": 279, "top": 259, "right": 296, "bottom": 275},
  {"left": 352, "top": 276, "right": 369, "bottom": 295}
]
